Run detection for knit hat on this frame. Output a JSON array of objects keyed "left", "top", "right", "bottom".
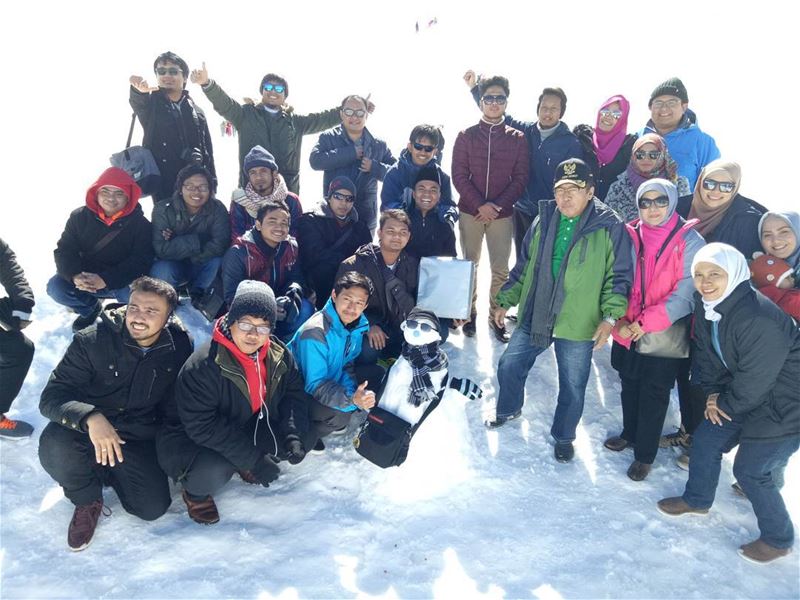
[
  {"left": 649, "top": 77, "right": 688, "bottom": 107},
  {"left": 405, "top": 307, "right": 440, "bottom": 334},
  {"left": 750, "top": 255, "right": 794, "bottom": 289},
  {"left": 327, "top": 176, "right": 356, "bottom": 198},
  {"left": 175, "top": 164, "right": 216, "bottom": 194},
  {"left": 553, "top": 158, "right": 594, "bottom": 190},
  {"left": 244, "top": 145, "right": 278, "bottom": 173},
  {"left": 227, "top": 280, "right": 277, "bottom": 326},
  {"left": 414, "top": 165, "right": 442, "bottom": 187}
]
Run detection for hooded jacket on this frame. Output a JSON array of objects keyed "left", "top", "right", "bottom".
[
  {"left": 152, "top": 194, "right": 230, "bottom": 264},
  {"left": 380, "top": 149, "right": 457, "bottom": 223},
  {"left": 54, "top": 168, "right": 153, "bottom": 290}
]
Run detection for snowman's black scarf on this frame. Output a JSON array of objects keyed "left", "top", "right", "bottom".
[{"left": 401, "top": 340, "right": 449, "bottom": 406}]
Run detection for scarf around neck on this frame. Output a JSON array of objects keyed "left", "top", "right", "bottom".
[
  {"left": 401, "top": 340, "right": 448, "bottom": 407},
  {"left": 626, "top": 133, "right": 679, "bottom": 194},
  {"left": 237, "top": 174, "right": 290, "bottom": 218},
  {"left": 690, "top": 242, "right": 751, "bottom": 322},
  {"left": 688, "top": 160, "right": 742, "bottom": 238},
  {"left": 212, "top": 317, "right": 270, "bottom": 413}
]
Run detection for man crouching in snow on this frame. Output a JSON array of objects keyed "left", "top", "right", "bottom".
[{"left": 38, "top": 277, "right": 192, "bottom": 551}]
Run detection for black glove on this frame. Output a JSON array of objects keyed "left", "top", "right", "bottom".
[
  {"left": 250, "top": 455, "right": 281, "bottom": 487},
  {"left": 284, "top": 439, "right": 306, "bottom": 465},
  {"left": 276, "top": 295, "right": 299, "bottom": 323},
  {"left": 449, "top": 377, "right": 483, "bottom": 401}
]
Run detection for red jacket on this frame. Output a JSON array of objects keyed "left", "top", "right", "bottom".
[
  {"left": 451, "top": 119, "right": 529, "bottom": 218},
  {"left": 760, "top": 285, "right": 800, "bottom": 321}
]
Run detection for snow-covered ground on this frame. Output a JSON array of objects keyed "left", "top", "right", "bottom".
[{"left": 2, "top": 2, "right": 799, "bottom": 598}]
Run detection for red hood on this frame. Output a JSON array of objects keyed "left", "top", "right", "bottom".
[
  {"left": 86, "top": 167, "right": 142, "bottom": 224},
  {"left": 212, "top": 318, "right": 270, "bottom": 414}
]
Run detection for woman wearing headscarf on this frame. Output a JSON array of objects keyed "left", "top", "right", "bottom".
[
  {"left": 574, "top": 95, "right": 636, "bottom": 201},
  {"left": 604, "top": 133, "right": 690, "bottom": 222},
  {"left": 751, "top": 211, "right": 800, "bottom": 319},
  {"left": 657, "top": 243, "right": 800, "bottom": 564},
  {"left": 604, "top": 179, "right": 704, "bottom": 480}
]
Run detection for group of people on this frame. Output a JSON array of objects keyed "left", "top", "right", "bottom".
[{"left": 0, "top": 51, "right": 797, "bottom": 566}]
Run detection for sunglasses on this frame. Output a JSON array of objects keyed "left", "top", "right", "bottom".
[
  {"left": 599, "top": 108, "right": 623, "bottom": 120},
  {"left": 638, "top": 195, "right": 670, "bottom": 209},
  {"left": 702, "top": 179, "right": 735, "bottom": 193},
  {"left": 156, "top": 67, "right": 182, "bottom": 76},
  {"left": 405, "top": 319, "right": 435, "bottom": 332},
  {"left": 413, "top": 142, "right": 436, "bottom": 153},
  {"left": 342, "top": 107, "right": 366, "bottom": 118},
  {"left": 263, "top": 83, "right": 285, "bottom": 94},
  {"left": 183, "top": 184, "right": 209, "bottom": 193},
  {"left": 331, "top": 191, "right": 355, "bottom": 203},
  {"left": 634, "top": 150, "right": 662, "bottom": 160},
  {"left": 236, "top": 321, "right": 271, "bottom": 335},
  {"left": 482, "top": 94, "right": 507, "bottom": 105}
]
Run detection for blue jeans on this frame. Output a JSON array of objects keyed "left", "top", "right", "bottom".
[
  {"left": 47, "top": 275, "right": 130, "bottom": 317},
  {"left": 497, "top": 326, "right": 593, "bottom": 442},
  {"left": 150, "top": 257, "right": 222, "bottom": 294},
  {"left": 683, "top": 418, "right": 799, "bottom": 548}
]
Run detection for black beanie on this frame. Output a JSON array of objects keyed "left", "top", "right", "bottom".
[
  {"left": 175, "top": 164, "right": 216, "bottom": 195},
  {"left": 649, "top": 77, "right": 688, "bottom": 107},
  {"left": 414, "top": 165, "right": 442, "bottom": 187},
  {"left": 406, "top": 306, "right": 440, "bottom": 334},
  {"left": 227, "top": 280, "right": 277, "bottom": 326}
]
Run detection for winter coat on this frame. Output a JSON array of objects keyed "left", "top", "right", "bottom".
[
  {"left": 152, "top": 195, "right": 230, "bottom": 264},
  {"left": 229, "top": 190, "right": 303, "bottom": 239},
  {"left": 336, "top": 244, "right": 419, "bottom": 330},
  {"left": 288, "top": 297, "right": 369, "bottom": 413},
  {"left": 54, "top": 169, "right": 153, "bottom": 290},
  {"left": 309, "top": 125, "right": 396, "bottom": 231},
  {"left": 605, "top": 172, "right": 691, "bottom": 223},
  {"left": 129, "top": 87, "right": 215, "bottom": 200},
  {"left": 406, "top": 204, "right": 457, "bottom": 259},
  {"left": 676, "top": 193, "right": 766, "bottom": 259},
  {"left": 39, "top": 305, "right": 193, "bottom": 440},
  {"left": 380, "top": 149, "right": 458, "bottom": 223},
  {"left": 295, "top": 203, "right": 372, "bottom": 308},
  {"left": 221, "top": 229, "right": 303, "bottom": 306},
  {"left": 202, "top": 79, "right": 340, "bottom": 193},
  {"left": 574, "top": 126, "right": 636, "bottom": 201},
  {"left": 611, "top": 215, "right": 705, "bottom": 348},
  {"left": 639, "top": 116, "right": 720, "bottom": 190},
  {"left": 0, "top": 237, "right": 34, "bottom": 327},
  {"left": 691, "top": 281, "right": 800, "bottom": 442},
  {"left": 451, "top": 119, "right": 529, "bottom": 219},
  {"left": 497, "top": 199, "right": 632, "bottom": 341},
  {"left": 159, "top": 333, "right": 308, "bottom": 475}
]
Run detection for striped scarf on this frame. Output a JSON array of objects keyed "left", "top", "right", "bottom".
[
  {"left": 402, "top": 340, "right": 448, "bottom": 406},
  {"left": 236, "top": 174, "right": 290, "bottom": 218}
]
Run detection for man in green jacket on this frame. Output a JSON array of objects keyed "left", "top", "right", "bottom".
[
  {"left": 191, "top": 64, "right": 341, "bottom": 193},
  {"left": 487, "top": 159, "right": 633, "bottom": 464}
]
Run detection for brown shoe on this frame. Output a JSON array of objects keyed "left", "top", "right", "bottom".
[
  {"left": 182, "top": 490, "right": 220, "bottom": 525},
  {"left": 657, "top": 496, "right": 709, "bottom": 517},
  {"left": 603, "top": 435, "right": 632, "bottom": 452},
  {"left": 738, "top": 538, "right": 792, "bottom": 564},
  {"left": 489, "top": 319, "right": 510, "bottom": 343},
  {"left": 67, "top": 499, "right": 106, "bottom": 551},
  {"left": 627, "top": 460, "right": 652, "bottom": 481}
]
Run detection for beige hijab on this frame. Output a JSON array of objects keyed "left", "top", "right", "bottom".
[{"left": 688, "top": 159, "right": 742, "bottom": 237}]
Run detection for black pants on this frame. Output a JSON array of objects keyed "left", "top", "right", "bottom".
[
  {"left": 0, "top": 330, "right": 34, "bottom": 413},
  {"left": 512, "top": 207, "right": 535, "bottom": 260},
  {"left": 38, "top": 422, "right": 170, "bottom": 520},
  {"left": 676, "top": 356, "right": 706, "bottom": 435}
]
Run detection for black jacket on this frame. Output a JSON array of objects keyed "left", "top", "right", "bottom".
[
  {"left": 676, "top": 193, "right": 766, "bottom": 259},
  {"left": 39, "top": 306, "right": 193, "bottom": 440},
  {"left": 574, "top": 125, "right": 636, "bottom": 201},
  {"left": 691, "top": 281, "right": 800, "bottom": 441},
  {"left": 54, "top": 205, "right": 153, "bottom": 290},
  {"left": 159, "top": 335, "right": 308, "bottom": 476},
  {"left": 0, "top": 237, "right": 34, "bottom": 330},
  {"left": 406, "top": 205, "right": 457, "bottom": 259},
  {"left": 152, "top": 195, "right": 230, "bottom": 264}
]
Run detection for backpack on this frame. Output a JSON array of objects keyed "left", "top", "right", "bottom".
[{"left": 110, "top": 113, "right": 161, "bottom": 197}]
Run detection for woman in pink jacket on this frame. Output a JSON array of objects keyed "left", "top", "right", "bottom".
[{"left": 604, "top": 179, "right": 705, "bottom": 480}]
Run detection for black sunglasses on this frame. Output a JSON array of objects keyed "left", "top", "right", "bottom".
[
  {"left": 156, "top": 67, "right": 182, "bottom": 76},
  {"left": 638, "top": 195, "right": 670, "bottom": 209},
  {"left": 482, "top": 94, "right": 507, "bottom": 105},
  {"left": 702, "top": 179, "right": 735, "bottom": 193},
  {"left": 413, "top": 142, "right": 436, "bottom": 153},
  {"left": 405, "top": 319, "right": 435, "bottom": 332},
  {"left": 331, "top": 191, "right": 355, "bottom": 203},
  {"left": 634, "top": 150, "right": 662, "bottom": 160}
]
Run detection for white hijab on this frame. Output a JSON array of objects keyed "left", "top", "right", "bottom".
[{"left": 690, "top": 242, "right": 751, "bottom": 322}]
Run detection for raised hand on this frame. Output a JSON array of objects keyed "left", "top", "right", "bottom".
[
  {"left": 190, "top": 62, "right": 209, "bottom": 86},
  {"left": 129, "top": 75, "right": 156, "bottom": 93},
  {"left": 463, "top": 70, "right": 477, "bottom": 88},
  {"left": 353, "top": 381, "right": 377, "bottom": 410}
]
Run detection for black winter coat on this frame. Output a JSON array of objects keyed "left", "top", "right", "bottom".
[
  {"left": 574, "top": 125, "right": 637, "bottom": 201},
  {"left": 0, "top": 237, "right": 34, "bottom": 329},
  {"left": 54, "top": 205, "right": 153, "bottom": 291},
  {"left": 691, "top": 281, "right": 800, "bottom": 441},
  {"left": 406, "top": 205, "right": 457, "bottom": 259},
  {"left": 676, "top": 194, "right": 766, "bottom": 259},
  {"left": 152, "top": 195, "right": 231, "bottom": 264},
  {"left": 39, "top": 306, "right": 193, "bottom": 440}
]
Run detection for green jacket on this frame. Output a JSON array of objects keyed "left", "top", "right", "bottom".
[
  {"left": 496, "top": 199, "right": 632, "bottom": 341},
  {"left": 202, "top": 80, "right": 340, "bottom": 193}
]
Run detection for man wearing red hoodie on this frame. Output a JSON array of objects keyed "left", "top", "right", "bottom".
[{"left": 47, "top": 167, "right": 154, "bottom": 331}]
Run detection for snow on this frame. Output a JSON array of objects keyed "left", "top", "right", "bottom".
[{"left": 2, "top": 2, "right": 799, "bottom": 598}]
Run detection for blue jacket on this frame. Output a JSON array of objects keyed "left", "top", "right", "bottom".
[
  {"left": 639, "top": 115, "right": 720, "bottom": 190},
  {"left": 289, "top": 298, "right": 369, "bottom": 413},
  {"left": 380, "top": 149, "right": 458, "bottom": 224}
]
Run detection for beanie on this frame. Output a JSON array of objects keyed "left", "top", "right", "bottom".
[
  {"left": 750, "top": 255, "right": 794, "bottom": 289},
  {"left": 649, "top": 77, "right": 688, "bottom": 107},
  {"left": 414, "top": 165, "right": 442, "bottom": 187},
  {"left": 406, "top": 306, "right": 440, "bottom": 334},
  {"left": 327, "top": 176, "right": 356, "bottom": 198},
  {"left": 244, "top": 145, "right": 278, "bottom": 173},
  {"left": 227, "top": 280, "right": 277, "bottom": 326}
]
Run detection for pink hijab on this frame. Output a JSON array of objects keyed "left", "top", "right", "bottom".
[{"left": 593, "top": 95, "right": 630, "bottom": 166}]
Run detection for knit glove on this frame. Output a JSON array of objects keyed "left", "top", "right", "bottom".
[
  {"left": 250, "top": 455, "right": 281, "bottom": 487},
  {"left": 284, "top": 439, "right": 306, "bottom": 465},
  {"left": 449, "top": 377, "right": 483, "bottom": 401}
]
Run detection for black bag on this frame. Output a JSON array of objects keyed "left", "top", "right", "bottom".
[{"left": 110, "top": 113, "right": 161, "bottom": 197}]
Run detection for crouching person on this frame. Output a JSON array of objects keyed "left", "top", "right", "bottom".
[
  {"left": 38, "top": 277, "right": 192, "bottom": 551},
  {"left": 157, "top": 280, "right": 309, "bottom": 525}
]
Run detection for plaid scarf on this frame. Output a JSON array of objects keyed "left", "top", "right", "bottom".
[
  {"left": 401, "top": 340, "right": 448, "bottom": 406},
  {"left": 236, "top": 174, "right": 290, "bottom": 218}
]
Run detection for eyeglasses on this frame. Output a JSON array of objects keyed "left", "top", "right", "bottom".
[
  {"left": 599, "top": 108, "right": 623, "bottom": 120},
  {"left": 482, "top": 95, "right": 507, "bottom": 105},
  {"left": 236, "top": 321, "right": 271, "bottom": 335},
  {"left": 183, "top": 184, "right": 210, "bottom": 193},
  {"left": 405, "top": 319, "right": 435, "bottom": 333},
  {"left": 652, "top": 99, "right": 682, "bottom": 110},
  {"left": 413, "top": 142, "right": 436, "bottom": 153},
  {"left": 702, "top": 179, "right": 735, "bottom": 193},
  {"left": 331, "top": 191, "right": 355, "bottom": 203},
  {"left": 156, "top": 67, "right": 182, "bottom": 76},
  {"left": 638, "top": 195, "right": 671, "bottom": 209},
  {"left": 98, "top": 188, "right": 127, "bottom": 201},
  {"left": 342, "top": 107, "right": 366, "bottom": 118},
  {"left": 263, "top": 83, "right": 285, "bottom": 94},
  {"left": 634, "top": 150, "right": 662, "bottom": 161}
]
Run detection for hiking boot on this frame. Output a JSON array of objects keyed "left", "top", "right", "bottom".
[
  {"left": 72, "top": 301, "right": 103, "bottom": 333},
  {"left": 627, "top": 460, "right": 652, "bottom": 481},
  {"left": 484, "top": 409, "right": 522, "bottom": 429},
  {"left": 676, "top": 450, "right": 691, "bottom": 471},
  {"left": 656, "top": 496, "right": 708, "bottom": 517},
  {"left": 462, "top": 318, "right": 476, "bottom": 338},
  {"left": 0, "top": 414, "right": 34, "bottom": 439},
  {"left": 238, "top": 470, "right": 258, "bottom": 485},
  {"left": 731, "top": 481, "right": 748, "bottom": 499},
  {"left": 738, "top": 538, "right": 792, "bottom": 564},
  {"left": 603, "top": 435, "right": 632, "bottom": 452},
  {"left": 489, "top": 319, "right": 510, "bottom": 343},
  {"left": 554, "top": 441, "right": 575, "bottom": 463},
  {"left": 182, "top": 490, "right": 220, "bottom": 525},
  {"left": 309, "top": 439, "right": 325, "bottom": 455},
  {"left": 67, "top": 499, "right": 105, "bottom": 551},
  {"left": 659, "top": 425, "right": 690, "bottom": 449}
]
